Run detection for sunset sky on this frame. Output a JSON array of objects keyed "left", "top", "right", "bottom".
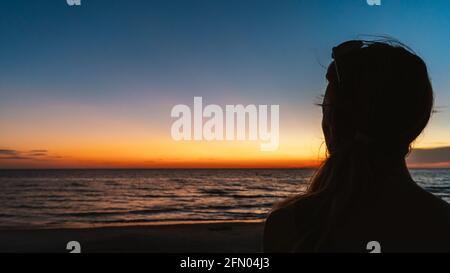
[{"left": 1, "top": 0, "right": 449, "bottom": 168}]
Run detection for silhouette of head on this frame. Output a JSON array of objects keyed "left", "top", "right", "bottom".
[
  {"left": 272, "top": 41, "right": 436, "bottom": 252},
  {"left": 323, "top": 40, "right": 433, "bottom": 158}
]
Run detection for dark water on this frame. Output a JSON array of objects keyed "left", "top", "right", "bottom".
[{"left": 0, "top": 169, "right": 448, "bottom": 229}]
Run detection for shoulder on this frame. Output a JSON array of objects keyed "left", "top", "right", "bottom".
[
  {"left": 407, "top": 181, "right": 450, "bottom": 220},
  {"left": 385, "top": 180, "right": 450, "bottom": 244},
  {"left": 263, "top": 196, "right": 319, "bottom": 252},
  {"left": 387, "top": 181, "right": 450, "bottom": 251},
  {"left": 263, "top": 204, "right": 296, "bottom": 252}
]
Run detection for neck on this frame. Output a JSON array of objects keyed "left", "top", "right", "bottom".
[{"left": 371, "top": 156, "right": 411, "bottom": 179}]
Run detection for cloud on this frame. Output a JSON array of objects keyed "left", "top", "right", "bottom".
[
  {"left": 408, "top": 147, "right": 450, "bottom": 166},
  {"left": 0, "top": 156, "right": 32, "bottom": 160},
  {"left": 26, "top": 150, "right": 49, "bottom": 157},
  {"left": 0, "top": 149, "right": 59, "bottom": 161},
  {"left": 0, "top": 149, "right": 19, "bottom": 156},
  {"left": 28, "top": 150, "right": 48, "bottom": 153}
]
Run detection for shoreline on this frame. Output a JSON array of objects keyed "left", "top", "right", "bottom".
[
  {"left": 0, "top": 219, "right": 265, "bottom": 232},
  {"left": 0, "top": 220, "right": 265, "bottom": 253}
]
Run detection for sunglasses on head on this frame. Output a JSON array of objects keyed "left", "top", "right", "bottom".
[{"left": 331, "top": 40, "right": 366, "bottom": 85}]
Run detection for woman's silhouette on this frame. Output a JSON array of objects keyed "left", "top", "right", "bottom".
[{"left": 264, "top": 40, "right": 450, "bottom": 252}]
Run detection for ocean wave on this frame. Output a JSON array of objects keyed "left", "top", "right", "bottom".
[{"left": 0, "top": 169, "right": 448, "bottom": 229}]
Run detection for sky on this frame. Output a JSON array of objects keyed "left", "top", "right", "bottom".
[{"left": 0, "top": 0, "right": 450, "bottom": 168}]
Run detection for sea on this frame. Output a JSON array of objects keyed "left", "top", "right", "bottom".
[{"left": 0, "top": 169, "right": 448, "bottom": 230}]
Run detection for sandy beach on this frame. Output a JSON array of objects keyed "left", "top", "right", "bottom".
[{"left": 0, "top": 221, "right": 265, "bottom": 253}]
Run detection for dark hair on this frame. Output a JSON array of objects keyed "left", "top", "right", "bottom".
[{"left": 279, "top": 40, "right": 434, "bottom": 251}]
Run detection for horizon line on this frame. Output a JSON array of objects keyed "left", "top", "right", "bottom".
[{"left": 1, "top": 166, "right": 449, "bottom": 171}]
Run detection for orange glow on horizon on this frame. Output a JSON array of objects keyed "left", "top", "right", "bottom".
[{"left": 1, "top": 106, "right": 449, "bottom": 169}]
